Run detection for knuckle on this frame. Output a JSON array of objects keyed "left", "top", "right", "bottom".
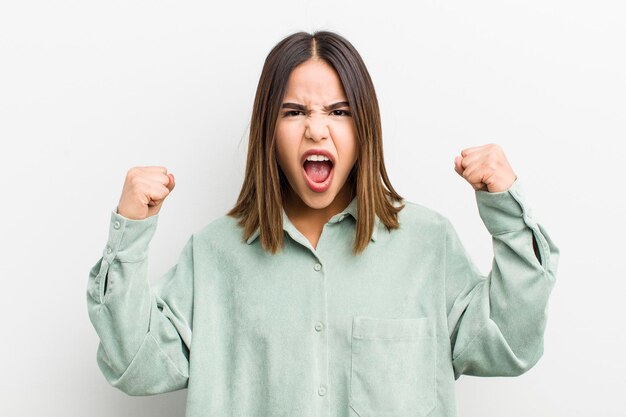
[
  {"left": 127, "top": 166, "right": 143, "bottom": 178},
  {"left": 129, "top": 175, "right": 142, "bottom": 186}
]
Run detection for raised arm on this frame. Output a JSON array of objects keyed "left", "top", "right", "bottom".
[
  {"left": 446, "top": 144, "right": 559, "bottom": 378},
  {"left": 85, "top": 167, "right": 193, "bottom": 395}
]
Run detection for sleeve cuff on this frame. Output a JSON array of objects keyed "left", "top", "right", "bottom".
[
  {"left": 475, "top": 179, "right": 537, "bottom": 235},
  {"left": 102, "top": 207, "right": 159, "bottom": 263}
]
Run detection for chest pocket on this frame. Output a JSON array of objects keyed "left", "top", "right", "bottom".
[{"left": 349, "top": 316, "right": 437, "bottom": 417}]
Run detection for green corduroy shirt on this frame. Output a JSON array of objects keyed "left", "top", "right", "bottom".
[{"left": 86, "top": 178, "right": 559, "bottom": 417}]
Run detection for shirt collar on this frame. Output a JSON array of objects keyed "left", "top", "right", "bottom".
[{"left": 245, "top": 196, "right": 379, "bottom": 244}]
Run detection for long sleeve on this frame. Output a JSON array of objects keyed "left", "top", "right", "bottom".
[
  {"left": 86, "top": 208, "right": 194, "bottom": 395},
  {"left": 445, "top": 179, "right": 559, "bottom": 379}
]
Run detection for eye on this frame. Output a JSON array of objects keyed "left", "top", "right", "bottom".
[
  {"left": 283, "top": 110, "right": 304, "bottom": 117},
  {"left": 331, "top": 109, "right": 351, "bottom": 117}
]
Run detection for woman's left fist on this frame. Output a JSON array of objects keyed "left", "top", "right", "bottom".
[{"left": 454, "top": 143, "right": 517, "bottom": 192}]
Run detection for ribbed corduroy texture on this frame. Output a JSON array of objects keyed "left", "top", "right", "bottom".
[{"left": 86, "top": 178, "right": 559, "bottom": 417}]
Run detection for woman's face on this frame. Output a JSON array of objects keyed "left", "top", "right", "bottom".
[{"left": 275, "top": 58, "right": 357, "bottom": 212}]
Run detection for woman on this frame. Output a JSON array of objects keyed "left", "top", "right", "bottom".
[{"left": 87, "top": 31, "right": 559, "bottom": 417}]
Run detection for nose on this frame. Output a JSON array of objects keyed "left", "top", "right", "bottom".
[{"left": 304, "top": 114, "right": 330, "bottom": 142}]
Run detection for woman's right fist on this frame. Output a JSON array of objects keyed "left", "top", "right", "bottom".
[{"left": 116, "top": 166, "right": 176, "bottom": 220}]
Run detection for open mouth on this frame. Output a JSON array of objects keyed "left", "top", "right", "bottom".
[
  {"left": 303, "top": 159, "right": 333, "bottom": 183},
  {"left": 302, "top": 159, "right": 334, "bottom": 192}
]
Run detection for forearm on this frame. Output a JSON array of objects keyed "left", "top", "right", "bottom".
[
  {"left": 86, "top": 209, "right": 194, "bottom": 395},
  {"left": 447, "top": 180, "right": 560, "bottom": 378},
  {"left": 86, "top": 210, "right": 159, "bottom": 377}
]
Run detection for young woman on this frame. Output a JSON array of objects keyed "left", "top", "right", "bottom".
[{"left": 87, "top": 31, "right": 559, "bottom": 417}]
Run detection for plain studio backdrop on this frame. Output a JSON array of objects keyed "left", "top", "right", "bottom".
[{"left": 1, "top": 1, "right": 624, "bottom": 416}]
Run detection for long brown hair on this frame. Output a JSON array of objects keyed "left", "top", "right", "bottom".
[{"left": 227, "top": 30, "right": 404, "bottom": 255}]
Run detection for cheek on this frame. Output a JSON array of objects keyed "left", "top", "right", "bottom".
[
  {"left": 332, "top": 124, "right": 358, "bottom": 167},
  {"left": 275, "top": 129, "right": 300, "bottom": 172}
]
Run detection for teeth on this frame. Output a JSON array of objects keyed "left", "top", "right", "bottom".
[{"left": 305, "top": 155, "right": 330, "bottom": 162}]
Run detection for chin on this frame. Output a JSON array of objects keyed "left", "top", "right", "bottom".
[{"left": 299, "top": 189, "right": 337, "bottom": 209}]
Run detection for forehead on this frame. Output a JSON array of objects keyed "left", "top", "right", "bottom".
[{"left": 283, "top": 59, "right": 347, "bottom": 102}]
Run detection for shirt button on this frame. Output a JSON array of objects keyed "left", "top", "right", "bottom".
[
  {"left": 314, "top": 263, "right": 322, "bottom": 271},
  {"left": 314, "top": 322, "right": 324, "bottom": 332},
  {"left": 114, "top": 220, "right": 121, "bottom": 229},
  {"left": 318, "top": 384, "right": 327, "bottom": 396},
  {"left": 106, "top": 246, "right": 112, "bottom": 254}
]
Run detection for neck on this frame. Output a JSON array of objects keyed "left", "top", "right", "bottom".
[{"left": 282, "top": 182, "right": 354, "bottom": 227}]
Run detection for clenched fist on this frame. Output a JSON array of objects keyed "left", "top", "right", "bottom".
[
  {"left": 116, "top": 166, "right": 176, "bottom": 220},
  {"left": 454, "top": 144, "right": 517, "bottom": 193}
]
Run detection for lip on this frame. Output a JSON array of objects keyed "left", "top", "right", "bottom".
[{"left": 300, "top": 148, "right": 336, "bottom": 166}]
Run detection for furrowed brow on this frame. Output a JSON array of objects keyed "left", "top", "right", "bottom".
[
  {"left": 280, "top": 101, "right": 350, "bottom": 111},
  {"left": 323, "top": 101, "right": 350, "bottom": 111},
  {"left": 281, "top": 102, "right": 307, "bottom": 111}
]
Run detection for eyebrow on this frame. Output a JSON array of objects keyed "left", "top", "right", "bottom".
[{"left": 281, "top": 101, "right": 350, "bottom": 111}]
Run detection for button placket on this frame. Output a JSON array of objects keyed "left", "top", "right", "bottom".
[{"left": 310, "top": 258, "right": 330, "bottom": 414}]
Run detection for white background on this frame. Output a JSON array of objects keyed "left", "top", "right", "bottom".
[{"left": 1, "top": 1, "right": 624, "bottom": 416}]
